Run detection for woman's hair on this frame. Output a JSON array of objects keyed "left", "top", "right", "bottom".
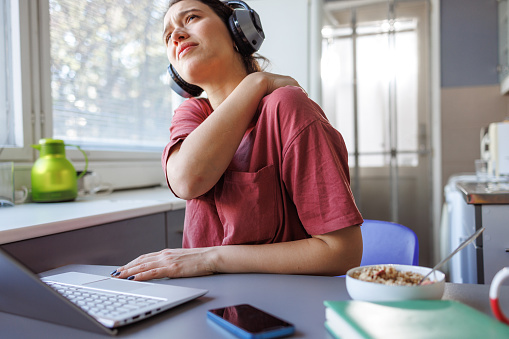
[{"left": 167, "top": 0, "right": 268, "bottom": 74}]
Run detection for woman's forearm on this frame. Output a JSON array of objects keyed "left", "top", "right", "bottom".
[
  {"left": 110, "top": 226, "right": 362, "bottom": 281},
  {"left": 167, "top": 73, "right": 268, "bottom": 199},
  {"left": 211, "top": 226, "right": 362, "bottom": 276}
]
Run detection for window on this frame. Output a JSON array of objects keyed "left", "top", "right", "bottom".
[
  {"left": 1, "top": 0, "right": 176, "bottom": 157},
  {"left": 0, "top": 0, "right": 15, "bottom": 151},
  {"left": 49, "top": 0, "right": 174, "bottom": 152},
  {"left": 1, "top": 0, "right": 178, "bottom": 188}
]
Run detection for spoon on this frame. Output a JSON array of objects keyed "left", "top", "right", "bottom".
[{"left": 418, "top": 227, "right": 485, "bottom": 285}]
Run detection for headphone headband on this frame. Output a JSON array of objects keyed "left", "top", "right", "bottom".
[{"left": 224, "top": 0, "right": 249, "bottom": 9}]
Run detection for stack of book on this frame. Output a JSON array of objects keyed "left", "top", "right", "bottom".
[{"left": 324, "top": 300, "right": 509, "bottom": 339}]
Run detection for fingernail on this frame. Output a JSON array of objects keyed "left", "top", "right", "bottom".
[
  {"left": 110, "top": 270, "right": 117, "bottom": 275},
  {"left": 127, "top": 275, "right": 135, "bottom": 280},
  {"left": 113, "top": 271, "right": 121, "bottom": 277}
]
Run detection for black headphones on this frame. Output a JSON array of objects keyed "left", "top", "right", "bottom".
[{"left": 168, "top": 0, "right": 265, "bottom": 98}]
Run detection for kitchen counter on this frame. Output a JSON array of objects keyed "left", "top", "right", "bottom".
[
  {"left": 0, "top": 186, "right": 185, "bottom": 245},
  {"left": 456, "top": 180, "right": 509, "bottom": 204}
]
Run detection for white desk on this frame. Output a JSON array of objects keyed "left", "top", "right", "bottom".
[{"left": 1, "top": 265, "right": 508, "bottom": 338}]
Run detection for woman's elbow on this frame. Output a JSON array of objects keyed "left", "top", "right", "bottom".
[
  {"left": 169, "top": 176, "right": 199, "bottom": 200},
  {"left": 343, "top": 227, "right": 363, "bottom": 272},
  {"left": 168, "top": 171, "right": 209, "bottom": 200},
  {"left": 344, "top": 248, "right": 362, "bottom": 273},
  {"left": 325, "top": 226, "right": 363, "bottom": 275}
]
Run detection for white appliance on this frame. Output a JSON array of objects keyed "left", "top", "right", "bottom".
[
  {"left": 442, "top": 175, "right": 478, "bottom": 284},
  {"left": 481, "top": 121, "right": 509, "bottom": 177}
]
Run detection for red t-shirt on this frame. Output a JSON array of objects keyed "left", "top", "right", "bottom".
[{"left": 162, "top": 86, "right": 363, "bottom": 248}]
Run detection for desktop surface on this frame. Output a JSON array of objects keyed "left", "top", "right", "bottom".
[{"left": 1, "top": 264, "right": 507, "bottom": 338}]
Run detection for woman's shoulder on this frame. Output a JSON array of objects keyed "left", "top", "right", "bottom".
[
  {"left": 261, "top": 86, "right": 324, "bottom": 120},
  {"left": 264, "top": 86, "right": 309, "bottom": 104},
  {"left": 173, "top": 97, "right": 213, "bottom": 120},
  {"left": 177, "top": 97, "right": 212, "bottom": 112}
]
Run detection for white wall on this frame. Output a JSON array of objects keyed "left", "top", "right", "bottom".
[{"left": 246, "top": 0, "right": 322, "bottom": 103}]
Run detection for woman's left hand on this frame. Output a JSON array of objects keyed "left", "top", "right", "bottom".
[{"left": 111, "top": 248, "right": 217, "bottom": 281}]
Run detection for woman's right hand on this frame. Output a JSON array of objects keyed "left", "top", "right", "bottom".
[{"left": 251, "top": 72, "right": 302, "bottom": 96}]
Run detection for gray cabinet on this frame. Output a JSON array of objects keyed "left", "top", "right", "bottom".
[
  {"left": 166, "top": 209, "right": 184, "bottom": 249},
  {"left": 1, "top": 211, "right": 185, "bottom": 273},
  {"left": 481, "top": 205, "right": 509, "bottom": 285}
]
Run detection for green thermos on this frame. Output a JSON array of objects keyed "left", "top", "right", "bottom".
[{"left": 31, "top": 138, "right": 88, "bottom": 202}]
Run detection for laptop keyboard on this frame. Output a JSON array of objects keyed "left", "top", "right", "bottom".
[{"left": 45, "top": 281, "right": 165, "bottom": 318}]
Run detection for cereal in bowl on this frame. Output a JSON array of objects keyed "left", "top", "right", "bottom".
[{"left": 351, "top": 265, "right": 430, "bottom": 286}]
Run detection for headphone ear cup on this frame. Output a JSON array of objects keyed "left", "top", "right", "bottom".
[
  {"left": 228, "top": 13, "right": 254, "bottom": 56},
  {"left": 227, "top": 4, "right": 264, "bottom": 56},
  {"left": 167, "top": 64, "right": 203, "bottom": 98}
]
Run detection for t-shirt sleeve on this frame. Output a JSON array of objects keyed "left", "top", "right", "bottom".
[
  {"left": 161, "top": 98, "right": 211, "bottom": 195},
  {"left": 282, "top": 118, "right": 363, "bottom": 235}
]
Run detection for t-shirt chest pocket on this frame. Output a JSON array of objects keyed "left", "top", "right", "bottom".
[{"left": 215, "top": 164, "right": 281, "bottom": 245}]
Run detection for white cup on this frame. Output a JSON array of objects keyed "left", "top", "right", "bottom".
[
  {"left": 489, "top": 267, "right": 509, "bottom": 325},
  {"left": 78, "top": 172, "right": 113, "bottom": 197},
  {"left": 15, "top": 186, "right": 29, "bottom": 204}
]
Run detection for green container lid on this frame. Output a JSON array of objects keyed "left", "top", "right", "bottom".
[{"left": 35, "top": 139, "right": 66, "bottom": 156}]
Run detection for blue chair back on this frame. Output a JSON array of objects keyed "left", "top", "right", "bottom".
[{"left": 360, "top": 219, "right": 419, "bottom": 266}]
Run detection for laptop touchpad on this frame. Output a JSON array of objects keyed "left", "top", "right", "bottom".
[{"left": 84, "top": 278, "right": 146, "bottom": 292}]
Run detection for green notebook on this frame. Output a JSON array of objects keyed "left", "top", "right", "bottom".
[{"left": 324, "top": 300, "right": 509, "bottom": 339}]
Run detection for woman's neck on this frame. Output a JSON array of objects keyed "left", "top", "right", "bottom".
[{"left": 201, "top": 61, "right": 249, "bottom": 110}]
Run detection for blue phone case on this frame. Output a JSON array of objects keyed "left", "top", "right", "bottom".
[{"left": 207, "top": 308, "right": 295, "bottom": 339}]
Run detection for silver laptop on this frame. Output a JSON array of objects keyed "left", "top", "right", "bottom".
[{"left": 0, "top": 248, "right": 208, "bottom": 335}]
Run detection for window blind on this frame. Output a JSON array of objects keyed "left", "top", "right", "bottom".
[{"left": 50, "top": 0, "right": 173, "bottom": 151}]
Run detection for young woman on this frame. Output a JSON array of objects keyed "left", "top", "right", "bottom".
[{"left": 111, "top": 0, "right": 363, "bottom": 281}]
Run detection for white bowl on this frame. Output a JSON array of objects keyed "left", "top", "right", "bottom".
[{"left": 346, "top": 264, "right": 445, "bottom": 301}]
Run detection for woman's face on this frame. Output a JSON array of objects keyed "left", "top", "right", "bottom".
[{"left": 163, "top": 0, "right": 235, "bottom": 85}]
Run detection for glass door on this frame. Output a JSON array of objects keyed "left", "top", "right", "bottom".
[{"left": 322, "top": 0, "right": 432, "bottom": 265}]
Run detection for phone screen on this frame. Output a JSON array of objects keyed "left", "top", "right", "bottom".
[{"left": 207, "top": 304, "right": 295, "bottom": 338}]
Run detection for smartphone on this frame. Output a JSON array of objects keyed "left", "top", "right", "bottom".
[{"left": 207, "top": 304, "right": 295, "bottom": 339}]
